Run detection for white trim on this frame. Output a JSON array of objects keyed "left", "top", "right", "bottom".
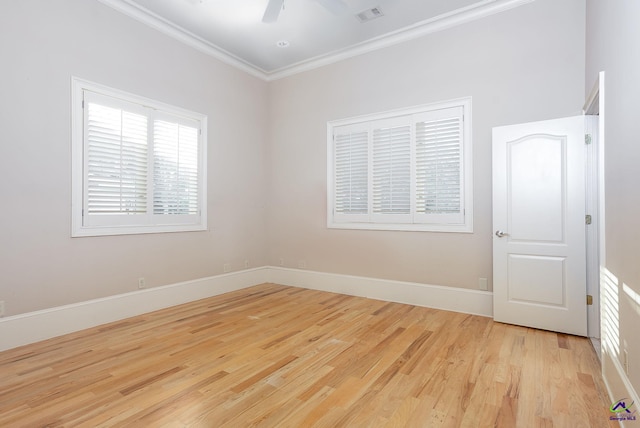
[
  {"left": 602, "top": 349, "right": 640, "bottom": 427},
  {"left": 265, "top": 267, "right": 493, "bottom": 317},
  {"left": 328, "top": 97, "right": 472, "bottom": 128},
  {"left": 96, "top": 0, "right": 267, "bottom": 80},
  {"left": 267, "top": 0, "right": 534, "bottom": 81},
  {"left": 327, "top": 97, "right": 473, "bottom": 233},
  {"left": 584, "top": 114, "right": 600, "bottom": 339},
  {"left": 596, "top": 71, "right": 606, "bottom": 270},
  {"left": 584, "top": 72, "right": 607, "bottom": 351},
  {"left": 97, "top": 0, "right": 533, "bottom": 82},
  {"left": 0, "top": 266, "right": 492, "bottom": 352},
  {"left": 0, "top": 268, "right": 265, "bottom": 352},
  {"left": 71, "top": 77, "right": 208, "bottom": 237},
  {"left": 590, "top": 337, "right": 601, "bottom": 360}
]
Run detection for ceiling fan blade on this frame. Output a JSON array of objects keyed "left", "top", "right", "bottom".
[
  {"left": 262, "top": 0, "right": 284, "bottom": 23},
  {"left": 315, "top": 0, "right": 348, "bottom": 15}
]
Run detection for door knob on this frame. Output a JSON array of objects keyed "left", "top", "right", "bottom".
[{"left": 495, "top": 230, "right": 509, "bottom": 238}]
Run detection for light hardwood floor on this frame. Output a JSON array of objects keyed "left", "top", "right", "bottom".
[{"left": 0, "top": 283, "right": 617, "bottom": 427}]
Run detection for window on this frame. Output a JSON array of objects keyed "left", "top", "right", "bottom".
[
  {"left": 71, "top": 78, "right": 207, "bottom": 237},
  {"left": 327, "top": 98, "right": 472, "bottom": 232}
]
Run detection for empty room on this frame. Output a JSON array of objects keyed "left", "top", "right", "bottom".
[{"left": 0, "top": 0, "right": 638, "bottom": 426}]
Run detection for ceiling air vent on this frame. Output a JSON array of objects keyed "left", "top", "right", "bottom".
[{"left": 356, "top": 7, "right": 384, "bottom": 23}]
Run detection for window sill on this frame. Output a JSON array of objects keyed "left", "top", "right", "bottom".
[{"left": 327, "top": 221, "right": 473, "bottom": 233}]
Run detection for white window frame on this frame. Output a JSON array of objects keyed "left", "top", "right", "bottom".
[
  {"left": 71, "top": 77, "right": 208, "bottom": 237},
  {"left": 327, "top": 97, "right": 473, "bottom": 233}
]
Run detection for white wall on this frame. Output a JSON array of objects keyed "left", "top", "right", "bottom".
[
  {"left": 5, "top": 2, "right": 636, "bottom": 414},
  {"left": 0, "top": 0, "right": 590, "bottom": 320},
  {"left": 0, "top": 0, "right": 268, "bottom": 316},
  {"left": 586, "top": 0, "right": 640, "bottom": 405},
  {"left": 266, "top": 0, "right": 586, "bottom": 290}
]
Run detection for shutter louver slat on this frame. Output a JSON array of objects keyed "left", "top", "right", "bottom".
[
  {"left": 334, "top": 130, "right": 368, "bottom": 214},
  {"left": 415, "top": 113, "right": 462, "bottom": 215},
  {"left": 75, "top": 82, "right": 207, "bottom": 236},
  {"left": 86, "top": 103, "right": 148, "bottom": 215},
  {"left": 153, "top": 121, "right": 199, "bottom": 216},
  {"left": 372, "top": 125, "right": 411, "bottom": 215},
  {"left": 328, "top": 100, "right": 469, "bottom": 232}
]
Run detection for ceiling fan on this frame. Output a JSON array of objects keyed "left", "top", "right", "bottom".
[{"left": 262, "top": 0, "right": 348, "bottom": 23}]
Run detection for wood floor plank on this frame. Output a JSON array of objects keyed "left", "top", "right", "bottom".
[{"left": 0, "top": 283, "right": 617, "bottom": 427}]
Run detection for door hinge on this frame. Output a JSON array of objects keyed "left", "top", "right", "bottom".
[
  {"left": 587, "top": 294, "right": 593, "bottom": 305},
  {"left": 585, "top": 134, "right": 592, "bottom": 145},
  {"left": 585, "top": 214, "right": 592, "bottom": 225}
]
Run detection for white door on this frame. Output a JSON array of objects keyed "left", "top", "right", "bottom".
[{"left": 492, "top": 116, "right": 587, "bottom": 336}]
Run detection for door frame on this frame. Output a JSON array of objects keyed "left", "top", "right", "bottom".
[{"left": 583, "top": 71, "right": 606, "bottom": 344}]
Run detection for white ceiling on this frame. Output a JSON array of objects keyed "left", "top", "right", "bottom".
[{"left": 98, "top": 0, "right": 532, "bottom": 80}]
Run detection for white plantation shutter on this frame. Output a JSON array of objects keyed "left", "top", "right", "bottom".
[
  {"left": 328, "top": 98, "right": 472, "bottom": 232},
  {"left": 414, "top": 107, "right": 464, "bottom": 224},
  {"left": 72, "top": 79, "right": 207, "bottom": 236},
  {"left": 84, "top": 93, "right": 148, "bottom": 224},
  {"left": 371, "top": 117, "right": 411, "bottom": 222},
  {"left": 153, "top": 118, "right": 200, "bottom": 216},
  {"left": 333, "top": 124, "right": 369, "bottom": 221}
]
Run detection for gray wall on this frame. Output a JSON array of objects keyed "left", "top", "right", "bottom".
[
  {"left": 586, "top": 0, "right": 640, "bottom": 402},
  {"left": 266, "top": 0, "right": 586, "bottom": 290},
  {"left": 0, "top": 0, "right": 269, "bottom": 315},
  {"left": 0, "top": 0, "right": 589, "bottom": 318}
]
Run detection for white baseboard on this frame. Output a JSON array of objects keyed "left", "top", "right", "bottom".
[
  {"left": 264, "top": 266, "right": 493, "bottom": 317},
  {"left": 0, "top": 267, "right": 266, "bottom": 352},
  {"left": 0, "top": 266, "right": 493, "bottom": 353},
  {"left": 2, "top": 265, "right": 630, "bottom": 423},
  {"left": 601, "top": 347, "right": 640, "bottom": 427}
]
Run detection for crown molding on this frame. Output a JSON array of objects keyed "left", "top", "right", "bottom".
[
  {"left": 98, "top": 0, "right": 534, "bottom": 82},
  {"left": 96, "top": 0, "right": 269, "bottom": 80},
  {"left": 265, "top": 0, "right": 534, "bottom": 81}
]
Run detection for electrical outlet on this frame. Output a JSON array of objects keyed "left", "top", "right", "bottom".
[
  {"left": 0, "top": 300, "right": 5, "bottom": 317},
  {"left": 223, "top": 263, "right": 231, "bottom": 273},
  {"left": 244, "top": 260, "right": 250, "bottom": 269},
  {"left": 138, "top": 278, "right": 146, "bottom": 289},
  {"left": 298, "top": 260, "right": 306, "bottom": 269},
  {"left": 478, "top": 278, "right": 489, "bottom": 291}
]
